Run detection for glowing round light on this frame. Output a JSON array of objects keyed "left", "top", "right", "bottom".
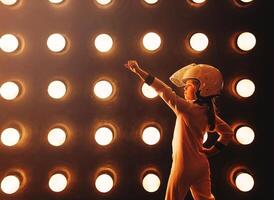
[
  {"left": 144, "top": 0, "right": 158, "bottom": 4},
  {"left": 237, "top": 32, "right": 256, "bottom": 51},
  {"left": 235, "top": 126, "right": 255, "bottom": 145},
  {"left": 141, "top": 83, "right": 158, "bottom": 99},
  {"left": 0, "top": 0, "right": 18, "bottom": 6},
  {"left": 0, "top": 81, "right": 20, "bottom": 100},
  {"left": 142, "top": 173, "right": 160, "bottom": 192},
  {"left": 48, "top": 0, "right": 64, "bottom": 3},
  {"left": 48, "top": 128, "right": 66, "bottom": 146},
  {"left": 47, "top": 80, "right": 67, "bottom": 99},
  {"left": 1, "top": 128, "right": 20, "bottom": 146},
  {"left": 203, "top": 132, "right": 208, "bottom": 144},
  {"left": 189, "top": 32, "right": 209, "bottom": 52},
  {"left": 95, "top": 127, "right": 113, "bottom": 146},
  {"left": 96, "top": 0, "right": 112, "bottom": 5},
  {"left": 239, "top": 0, "right": 253, "bottom": 3},
  {"left": 192, "top": 0, "right": 206, "bottom": 3},
  {"left": 0, "top": 34, "right": 19, "bottom": 53},
  {"left": 95, "top": 173, "right": 114, "bottom": 193},
  {"left": 49, "top": 173, "right": 67, "bottom": 192},
  {"left": 142, "top": 32, "right": 161, "bottom": 51},
  {"left": 235, "top": 79, "right": 255, "bottom": 98},
  {"left": 235, "top": 172, "right": 254, "bottom": 192},
  {"left": 47, "top": 33, "right": 66, "bottom": 53},
  {"left": 1, "top": 175, "right": 20, "bottom": 194},
  {"left": 94, "top": 34, "right": 113, "bottom": 53},
  {"left": 142, "top": 127, "right": 160, "bottom": 145},
  {"left": 93, "top": 80, "right": 113, "bottom": 99}
]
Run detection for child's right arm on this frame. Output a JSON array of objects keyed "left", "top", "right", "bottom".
[{"left": 124, "top": 60, "right": 191, "bottom": 115}]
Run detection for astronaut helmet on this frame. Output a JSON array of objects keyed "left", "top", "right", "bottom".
[{"left": 169, "top": 63, "right": 223, "bottom": 97}]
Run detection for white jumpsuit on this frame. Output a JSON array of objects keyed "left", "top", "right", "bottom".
[{"left": 150, "top": 77, "right": 233, "bottom": 200}]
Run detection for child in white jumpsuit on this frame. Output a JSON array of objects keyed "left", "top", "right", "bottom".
[{"left": 124, "top": 60, "right": 234, "bottom": 200}]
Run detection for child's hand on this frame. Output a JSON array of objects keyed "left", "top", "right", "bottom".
[
  {"left": 200, "top": 147, "right": 217, "bottom": 157},
  {"left": 124, "top": 60, "right": 141, "bottom": 74}
]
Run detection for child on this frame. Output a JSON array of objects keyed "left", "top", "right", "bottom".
[{"left": 124, "top": 60, "right": 234, "bottom": 200}]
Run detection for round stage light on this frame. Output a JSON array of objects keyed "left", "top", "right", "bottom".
[
  {"left": 142, "top": 32, "right": 161, "bottom": 52},
  {"left": 189, "top": 32, "right": 209, "bottom": 52},
  {"left": 47, "top": 80, "right": 67, "bottom": 99},
  {"left": 235, "top": 79, "right": 255, "bottom": 98},
  {"left": 0, "top": 81, "right": 20, "bottom": 100}
]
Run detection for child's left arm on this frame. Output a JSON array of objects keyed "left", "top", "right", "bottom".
[{"left": 202, "top": 116, "right": 234, "bottom": 157}]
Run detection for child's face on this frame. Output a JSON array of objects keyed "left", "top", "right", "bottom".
[{"left": 183, "top": 80, "right": 199, "bottom": 101}]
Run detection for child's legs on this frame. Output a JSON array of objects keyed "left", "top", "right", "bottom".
[
  {"left": 165, "top": 179, "right": 189, "bottom": 200},
  {"left": 190, "top": 177, "right": 215, "bottom": 200}
]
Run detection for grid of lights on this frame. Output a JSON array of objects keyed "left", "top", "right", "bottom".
[{"left": 0, "top": 0, "right": 258, "bottom": 197}]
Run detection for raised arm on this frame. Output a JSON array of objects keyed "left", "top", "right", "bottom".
[{"left": 124, "top": 60, "right": 190, "bottom": 114}]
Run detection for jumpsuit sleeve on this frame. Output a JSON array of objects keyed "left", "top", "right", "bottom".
[
  {"left": 149, "top": 77, "right": 191, "bottom": 114},
  {"left": 214, "top": 116, "right": 234, "bottom": 145}
]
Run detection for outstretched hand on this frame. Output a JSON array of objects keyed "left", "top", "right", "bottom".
[{"left": 124, "top": 60, "right": 141, "bottom": 74}]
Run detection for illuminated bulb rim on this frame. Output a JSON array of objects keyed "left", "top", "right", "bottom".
[
  {"left": 0, "top": 127, "right": 22, "bottom": 146},
  {"left": 92, "top": 79, "right": 115, "bottom": 100},
  {"left": 141, "top": 126, "right": 161, "bottom": 145},
  {"left": 185, "top": 32, "right": 209, "bottom": 53},
  {"left": 142, "top": 0, "right": 159, "bottom": 5},
  {"left": 233, "top": 0, "right": 254, "bottom": 7},
  {"left": 0, "top": 34, "right": 23, "bottom": 53},
  {"left": 141, "top": 31, "right": 162, "bottom": 53},
  {"left": 0, "top": 0, "right": 20, "bottom": 6},
  {"left": 235, "top": 32, "right": 256, "bottom": 52},
  {"left": 93, "top": 33, "right": 114, "bottom": 53},
  {"left": 48, "top": 169, "right": 70, "bottom": 185},
  {"left": 141, "top": 83, "right": 158, "bottom": 99},
  {"left": 94, "top": 168, "right": 117, "bottom": 192},
  {"left": 1, "top": 170, "right": 25, "bottom": 192},
  {"left": 234, "top": 78, "right": 255, "bottom": 98},
  {"left": 94, "top": 0, "right": 114, "bottom": 8},
  {"left": 0, "top": 81, "right": 22, "bottom": 100},
  {"left": 48, "top": 124, "right": 70, "bottom": 142},
  {"left": 48, "top": 172, "right": 69, "bottom": 192},
  {"left": 230, "top": 167, "right": 253, "bottom": 186},
  {"left": 186, "top": 0, "right": 207, "bottom": 6},
  {"left": 234, "top": 125, "right": 255, "bottom": 144},
  {"left": 140, "top": 168, "right": 161, "bottom": 192},
  {"left": 94, "top": 125, "right": 115, "bottom": 145},
  {"left": 47, "top": 34, "right": 68, "bottom": 53},
  {"left": 140, "top": 123, "right": 162, "bottom": 143},
  {"left": 47, "top": 127, "right": 68, "bottom": 146},
  {"left": 47, "top": 80, "right": 68, "bottom": 99},
  {"left": 48, "top": 0, "right": 66, "bottom": 5},
  {"left": 141, "top": 168, "right": 161, "bottom": 181}
]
